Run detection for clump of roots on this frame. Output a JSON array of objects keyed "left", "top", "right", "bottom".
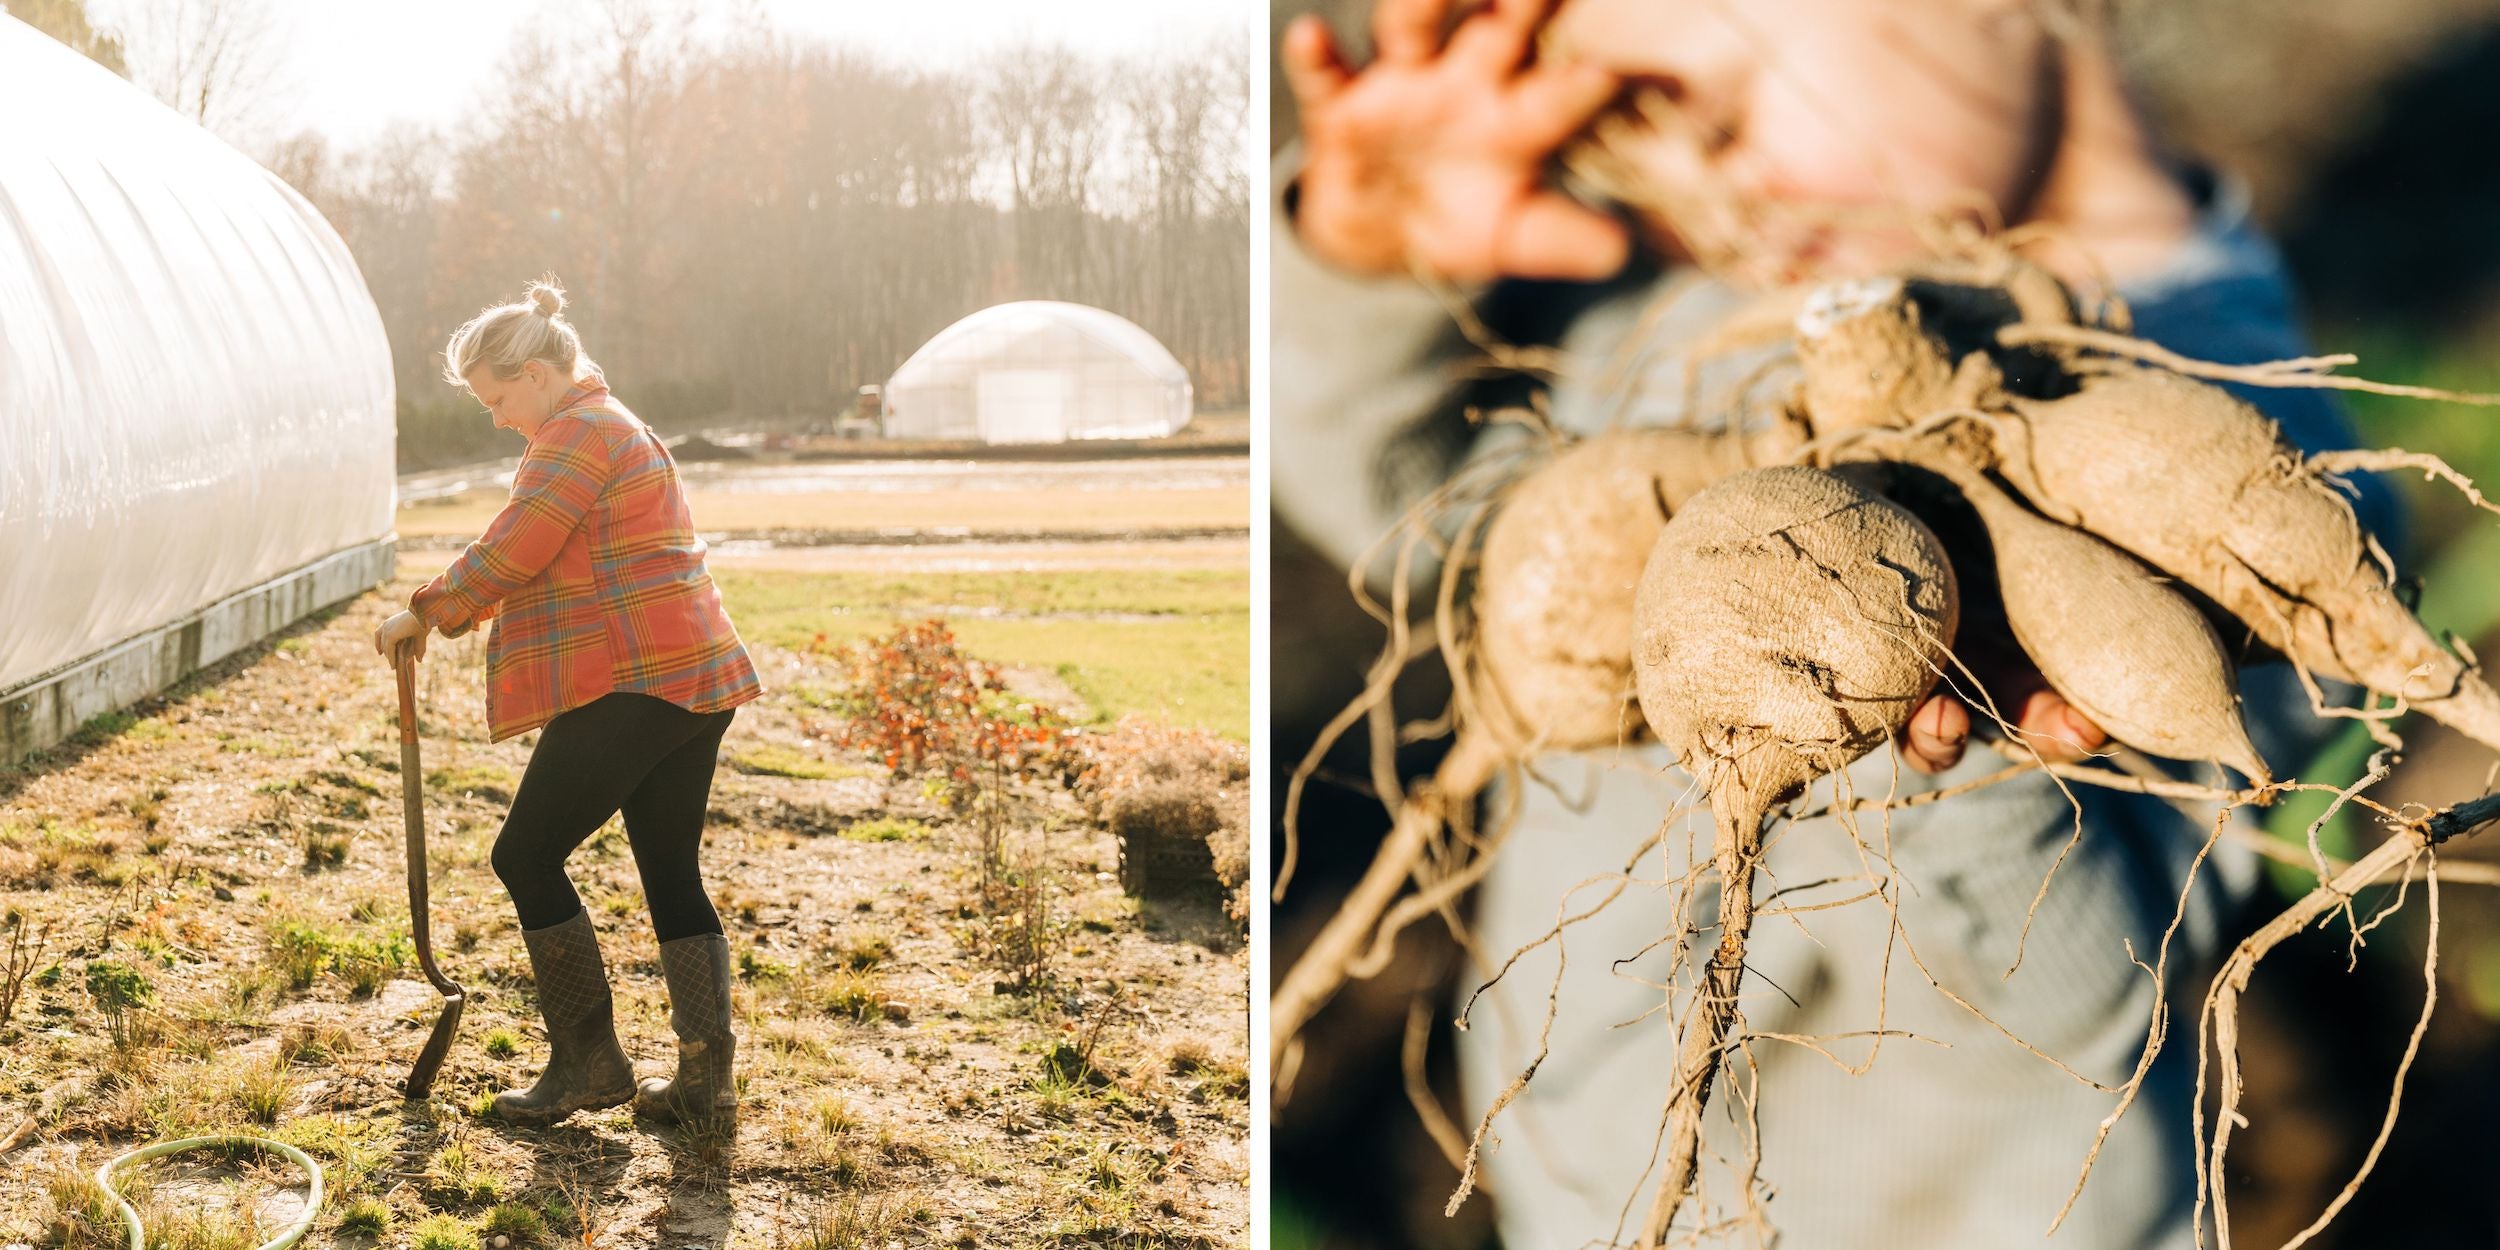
[{"left": 1276, "top": 160, "right": 2500, "bottom": 1248}]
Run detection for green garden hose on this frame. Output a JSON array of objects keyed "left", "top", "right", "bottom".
[{"left": 94, "top": 1135, "right": 324, "bottom": 1250}]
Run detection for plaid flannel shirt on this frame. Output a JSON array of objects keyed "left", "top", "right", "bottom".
[{"left": 410, "top": 373, "right": 763, "bottom": 742}]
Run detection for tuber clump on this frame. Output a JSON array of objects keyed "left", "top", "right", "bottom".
[{"left": 1630, "top": 464, "right": 1959, "bottom": 1239}]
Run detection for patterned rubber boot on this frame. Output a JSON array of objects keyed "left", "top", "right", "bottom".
[
  {"left": 491, "top": 910, "right": 636, "bottom": 1125},
  {"left": 634, "top": 933, "right": 739, "bottom": 1125}
]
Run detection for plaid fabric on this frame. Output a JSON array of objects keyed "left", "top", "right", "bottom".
[{"left": 411, "top": 374, "right": 763, "bottom": 742}]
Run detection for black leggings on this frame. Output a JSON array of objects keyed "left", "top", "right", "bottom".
[{"left": 491, "top": 691, "right": 736, "bottom": 942}]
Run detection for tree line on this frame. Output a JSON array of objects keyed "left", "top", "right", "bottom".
[{"left": 12, "top": 1, "right": 1251, "bottom": 470}]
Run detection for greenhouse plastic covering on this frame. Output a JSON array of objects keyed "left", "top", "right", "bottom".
[
  {"left": 883, "top": 300, "right": 1193, "bottom": 443},
  {"left": 0, "top": 14, "right": 394, "bottom": 691}
]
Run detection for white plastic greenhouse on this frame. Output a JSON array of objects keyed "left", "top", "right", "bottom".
[
  {"left": 883, "top": 301, "right": 1193, "bottom": 443},
  {"left": 0, "top": 14, "right": 396, "bottom": 762}
]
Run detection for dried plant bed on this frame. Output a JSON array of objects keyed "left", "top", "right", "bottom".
[
  {"left": 0, "top": 565, "right": 1246, "bottom": 1249},
  {"left": 1276, "top": 247, "right": 2500, "bottom": 1248}
]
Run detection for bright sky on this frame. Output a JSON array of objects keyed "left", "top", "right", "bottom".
[{"left": 105, "top": 0, "right": 1256, "bottom": 150}]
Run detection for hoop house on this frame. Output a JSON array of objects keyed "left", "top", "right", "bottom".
[
  {"left": 0, "top": 14, "right": 395, "bottom": 760},
  {"left": 884, "top": 301, "right": 1192, "bottom": 443}
]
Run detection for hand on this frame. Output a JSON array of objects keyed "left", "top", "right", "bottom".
[
  {"left": 374, "top": 610, "right": 429, "bottom": 665},
  {"left": 1284, "top": 0, "right": 1628, "bottom": 283},
  {"left": 1898, "top": 662, "right": 2109, "bottom": 776}
]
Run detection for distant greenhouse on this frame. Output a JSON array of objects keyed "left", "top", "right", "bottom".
[
  {"left": 882, "top": 301, "right": 1193, "bottom": 444},
  {"left": 0, "top": 13, "right": 395, "bottom": 761}
]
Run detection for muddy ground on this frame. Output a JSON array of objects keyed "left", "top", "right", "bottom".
[{"left": 0, "top": 564, "right": 1248, "bottom": 1249}]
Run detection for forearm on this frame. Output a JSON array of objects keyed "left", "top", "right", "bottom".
[{"left": 411, "top": 418, "right": 608, "bottom": 625}]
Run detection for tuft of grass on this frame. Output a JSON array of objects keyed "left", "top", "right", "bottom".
[
  {"left": 834, "top": 932, "right": 892, "bottom": 970},
  {"left": 409, "top": 1213, "right": 480, "bottom": 1250},
  {"left": 44, "top": 1152, "right": 121, "bottom": 1247},
  {"left": 86, "top": 958, "right": 155, "bottom": 1049},
  {"left": 274, "top": 1112, "right": 392, "bottom": 1190},
  {"left": 337, "top": 1196, "right": 392, "bottom": 1235},
  {"left": 815, "top": 1093, "right": 860, "bottom": 1135},
  {"left": 727, "top": 745, "right": 858, "bottom": 780},
  {"left": 425, "top": 762, "right": 516, "bottom": 802},
  {"left": 804, "top": 967, "right": 890, "bottom": 1024},
  {"left": 265, "top": 918, "right": 334, "bottom": 989},
  {"left": 837, "top": 817, "right": 929, "bottom": 844},
  {"left": 302, "top": 822, "right": 350, "bottom": 870},
  {"left": 228, "top": 1058, "right": 293, "bottom": 1124},
  {"left": 278, "top": 1021, "right": 355, "bottom": 1065},
  {"left": 425, "top": 1142, "right": 502, "bottom": 1205},
  {"left": 261, "top": 914, "right": 408, "bottom": 995},
  {"left": 481, "top": 1201, "right": 548, "bottom": 1244},
  {"left": 483, "top": 1027, "right": 520, "bottom": 1059},
  {"left": 785, "top": 1191, "right": 924, "bottom": 1249}
]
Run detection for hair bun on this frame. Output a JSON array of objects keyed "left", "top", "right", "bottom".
[{"left": 527, "top": 280, "right": 566, "bottom": 318}]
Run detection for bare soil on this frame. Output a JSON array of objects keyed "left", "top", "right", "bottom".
[{"left": 0, "top": 566, "right": 1248, "bottom": 1248}]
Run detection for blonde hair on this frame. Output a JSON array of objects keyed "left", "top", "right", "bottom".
[{"left": 441, "top": 277, "right": 596, "bottom": 388}]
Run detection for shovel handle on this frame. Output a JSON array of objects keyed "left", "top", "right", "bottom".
[
  {"left": 395, "top": 647, "right": 466, "bottom": 1099},
  {"left": 394, "top": 643, "right": 418, "bottom": 744}
]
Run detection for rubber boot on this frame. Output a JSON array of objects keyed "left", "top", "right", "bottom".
[
  {"left": 491, "top": 909, "right": 635, "bottom": 1125},
  {"left": 634, "top": 932, "right": 738, "bottom": 1125}
]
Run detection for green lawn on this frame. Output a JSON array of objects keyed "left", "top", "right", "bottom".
[{"left": 712, "top": 567, "right": 1250, "bottom": 740}]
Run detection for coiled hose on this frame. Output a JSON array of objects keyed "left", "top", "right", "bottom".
[{"left": 94, "top": 1135, "right": 324, "bottom": 1250}]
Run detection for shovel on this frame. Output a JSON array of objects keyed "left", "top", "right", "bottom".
[{"left": 395, "top": 643, "right": 466, "bottom": 1099}]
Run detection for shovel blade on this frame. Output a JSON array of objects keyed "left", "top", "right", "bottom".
[{"left": 403, "top": 994, "right": 464, "bottom": 1100}]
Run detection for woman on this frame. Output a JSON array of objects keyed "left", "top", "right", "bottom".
[{"left": 373, "top": 280, "right": 763, "bottom": 1128}]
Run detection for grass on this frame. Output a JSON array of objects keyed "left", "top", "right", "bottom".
[
  {"left": 337, "top": 1196, "right": 392, "bottom": 1235},
  {"left": 728, "top": 744, "right": 861, "bottom": 780},
  {"left": 839, "top": 817, "right": 929, "bottom": 843},
  {"left": 786, "top": 1192, "right": 927, "bottom": 1249},
  {"left": 712, "top": 567, "right": 1249, "bottom": 739},
  {"left": 409, "top": 1213, "right": 479, "bottom": 1250},
  {"left": 481, "top": 1202, "right": 548, "bottom": 1243},
  {"left": 425, "top": 762, "right": 517, "bottom": 802},
  {"left": 261, "top": 914, "right": 410, "bottom": 995}
]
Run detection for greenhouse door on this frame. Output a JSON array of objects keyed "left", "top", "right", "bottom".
[{"left": 974, "top": 369, "right": 1074, "bottom": 444}]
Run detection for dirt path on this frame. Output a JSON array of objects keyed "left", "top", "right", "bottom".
[
  {"left": 0, "top": 572, "right": 1247, "bottom": 1248},
  {"left": 396, "top": 457, "right": 1250, "bottom": 543}
]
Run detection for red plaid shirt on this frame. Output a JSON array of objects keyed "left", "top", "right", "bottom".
[{"left": 410, "top": 374, "right": 763, "bottom": 742}]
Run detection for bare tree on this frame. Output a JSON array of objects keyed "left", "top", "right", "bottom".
[
  {"left": 108, "top": 0, "right": 290, "bottom": 146},
  {"left": 273, "top": 21, "right": 1251, "bottom": 470}
]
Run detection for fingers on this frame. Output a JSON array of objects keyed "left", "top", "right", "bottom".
[
  {"left": 1900, "top": 693, "right": 1971, "bottom": 775},
  {"left": 1492, "top": 191, "right": 1631, "bottom": 281},
  {"left": 2015, "top": 688, "right": 2109, "bottom": 763},
  {"left": 1282, "top": 14, "right": 1353, "bottom": 109},
  {"left": 1444, "top": 0, "right": 1550, "bottom": 76},
  {"left": 1372, "top": 0, "right": 1453, "bottom": 63},
  {"left": 1509, "top": 55, "right": 1622, "bottom": 148}
]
